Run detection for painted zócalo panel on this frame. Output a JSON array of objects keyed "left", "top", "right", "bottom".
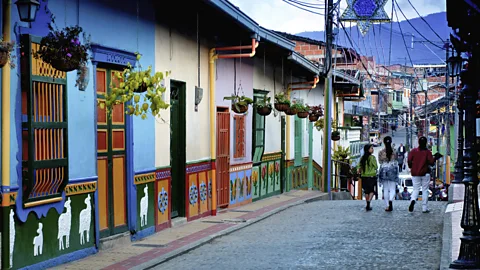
[
  {"left": 286, "top": 158, "right": 323, "bottom": 191},
  {"left": 251, "top": 152, "right": 282, "bottom": 201},
  {"left": 185, "top": 161, "right": 212, "bottom": 221},
  {"left": 9, "top": 193, "right": 94, "bottom": 269},
  {"left": 136, "top": 182, "right": 155, "bottom": 231},
  {"left": 251, "top": 166, "right": 260, "bottom": 200},
  {"left": 155, "top": 168, "right": 171, "bottom": 231}
]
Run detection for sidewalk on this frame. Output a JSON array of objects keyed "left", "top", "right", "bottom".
[
  {"left": 51, "top": 190, "right": 327, "bottom": 270},
  {"left": 441, "top": 184, "right": 480, "bottom": 269}
]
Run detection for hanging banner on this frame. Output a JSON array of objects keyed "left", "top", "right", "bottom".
[{"left": 340, "top": 0, "right": 390, "bottom": 35}]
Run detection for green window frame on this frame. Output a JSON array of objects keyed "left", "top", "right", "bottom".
[
  {"left": 21, "top": 34, "right": 69, "bottom": 207},
  {"left": 294, "top": 116, "right": 303, "bottom": 166},
  {"left": 252, "top": 90, "right": 268, "bottom": 163}
]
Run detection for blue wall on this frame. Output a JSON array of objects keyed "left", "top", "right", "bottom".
[{"left": 9, "top": 0, "right": 156, "bottom": 189}]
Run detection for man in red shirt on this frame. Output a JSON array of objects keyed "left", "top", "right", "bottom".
[{"left": 407, "top": 136, "right": 440, "bottom": 213}]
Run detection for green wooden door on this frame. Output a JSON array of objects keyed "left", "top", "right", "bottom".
[
  {"left": 170, "top": 81, "right": 186, "bottom": 218},
  {"left": 96, "top": 68, "right": 128, "bottom": 238},
  {"left": 294, "top": 116, "right": 303, "bottom": 166}
]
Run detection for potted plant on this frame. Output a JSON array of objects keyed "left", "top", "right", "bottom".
[
  {"left": 254, "top": 95, "right": 272, "bottom": 116},
  {"left": 274, "top": 92, "right": 291, "bottom": 112},
  {"left": 308, "top": 104, "right": 324, "bottom": 122},
  {"left": 331, "top": 120, "right": 340, "bottom": 141},
  {"left": 0, "top": 39, "right": 17, "bottom": 68},
  {"left": 314, "top": 117, "right": 324, "bottom": 131},
  {"left": 296, "top": 104, "right": 309, "bottom": 118},
  {"left": 99, "top": 53, "right": 170, "bottom": 119},
  {"left": 224, "top": 95, "right": 253, "bottom": 114},
  {"left": 34, "top": 25, "right": 90, "bottom": 72},
  {"left": 285, "top": 102, "right": 302, "bottom": 116}
]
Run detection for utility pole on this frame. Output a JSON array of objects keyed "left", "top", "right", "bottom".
[
  {"left": 409, "top": 80, "right": 414, "bottom": 150},
  {"left": 445, "top": 40, "right": 451, "bottom": 184},
  {"left": 322, "top": 0, "right": 334, "bottom": 199}
]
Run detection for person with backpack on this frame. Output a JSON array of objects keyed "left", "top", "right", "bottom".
[
  {"left": 358, "top": 144, "right": 378, "bottom": 211},
  {"left": 407, "top": 136, "right": 441, "bottom": 213},
  {"left": 378, "top": 136, "right": 399, "bottom": 212}
]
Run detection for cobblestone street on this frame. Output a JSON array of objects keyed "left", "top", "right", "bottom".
[{"left": 156, "top": 200, "right": 447, "bottom": 270}]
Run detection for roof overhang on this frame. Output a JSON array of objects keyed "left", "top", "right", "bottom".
[
  {"left": 259, "top": 27, "right": 295, "bottom": 51},
  {"left": 287, "top": 51, "right": 320, "bottom": 75}
]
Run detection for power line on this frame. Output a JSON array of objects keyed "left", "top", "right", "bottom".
[
  {"left": 405, "top": 0, "right": 444, "bottom": 42},
  {"left": 282, "top": 0, "right": 324, "bottom": 15},
  {"left": 393, "top": 0, "right": 445, "bottom": 50}
]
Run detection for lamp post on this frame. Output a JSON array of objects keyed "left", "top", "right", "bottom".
[
  {"left": 450, "top": 62, "right": 480, "bottom": 269},
  {"left": 15, "top": 0, "right": 40, "bottom": 23},
  {"left": 448, "top": 55, "right": 464, "bottom": 184}
]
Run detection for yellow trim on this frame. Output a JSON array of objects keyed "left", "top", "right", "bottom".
[
  {"left": 134, "top": 172, "right": 156, "bottom": 185},
  {"left": 261, "top": 151, "right": 282, "bottom": 162},
  {"left": 209, "top": 49, "right": 218, "bottom": 214},
  {"left": 229, "top": 163, "right": 253, "bottom": 172},
  {"left": 1, "top": 192, "right": 17, "bottom": 206},
  {"left": 2, "top": 1, "right": 11, "bottom": 187},
  {"left": 65, "top": 181, "right": 97, "bottom": 196},
  {"left": 24, "top": 197, "right": 63, "bottom": 208},
  {"left": 446, "top": 156, "right": 451, "bottom": 185}
]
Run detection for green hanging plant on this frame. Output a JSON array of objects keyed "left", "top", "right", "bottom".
[
  {"left": 333, "top": 146, "right": 350, "bottom": 163},
  {"left": 314, "top": 117, "right": 324, "bottom": 131},
  {"left": 224, "top": 95, "right": 254, "bottom": 114},
  {"left": 99, "top": 53, "right": 170, "bottom": 120}
]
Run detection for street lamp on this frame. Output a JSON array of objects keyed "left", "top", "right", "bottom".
[
  {"left": 15, "top": 0, "right": 40, "bottom": 23},
  {"left": 447, "top": 56, "right": 463, "bottom": 77}
]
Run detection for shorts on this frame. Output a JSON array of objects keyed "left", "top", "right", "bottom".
[{"left": 362, "top": 176, "right": 377, "bottom": 194}]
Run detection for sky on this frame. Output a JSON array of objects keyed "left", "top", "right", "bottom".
[{"left": 228, "top": 0, "right": 447, "bottom": 34}]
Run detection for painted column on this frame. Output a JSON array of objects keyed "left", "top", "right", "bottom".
[{"left": 307, "top": 122, "right": 313, "bottom": 190}]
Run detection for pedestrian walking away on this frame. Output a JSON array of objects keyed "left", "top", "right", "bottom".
[
  {"left": 407, "top": 136, "right": 441, "bottom": 213},
  {"left": 397, "top": 143, "right": 406, "bottom": 173},
  {"left": 378, "top": 136, "right": 400, "bottom": 212},
  {"left": 357, "top": 144, "right": 378, "bottom": 211}
]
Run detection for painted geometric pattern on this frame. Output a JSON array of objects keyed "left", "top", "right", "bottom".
[
  {"left": 65, "top": 182, "right": 97, "bottom": 196},
  {"left": 262, "top": 151, "right": 282, "bottom": 162},
  {"left": 189, "top": 183, "right": 198, "bottom": 205},
  {"left": 156, "top": 170, "right": 171, "bottom": 180},
  {"left": 0, "top": 191, "right": 16, "bottom": 206},
  {"left": 340, "top": 0, "right": 389, "bottom": 35},
  {"left": 158, "top": 187, "right": 168, "bottom": 214},
  {"left": 134, "top": 173, "right": 155, "bottom": 185},
  {"left": 186, "top": 163, "right": 212, "bottom": 174},
  {"left": 200, "top": 182, "right": 207, "bottom": 202}
]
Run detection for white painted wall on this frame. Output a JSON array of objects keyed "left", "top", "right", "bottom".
[{"left": 154, "top": 24, "right": 211, "bottom": 167}]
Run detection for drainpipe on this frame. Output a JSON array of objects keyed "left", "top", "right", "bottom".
[
  {"left": 307, "top": 121, "right": 313, "bottom": 190},
  {"left": 209, "top": 37, "right": 258, "bottom": 216},
  {"left": 1, "top": 2, "right": 11, "bottom": 269},
  {"left": 290, "top": 76, "right": 319, "bottom": 91},
  {"left": 285, "top": 87, "right": 291, "bottom": 190}
]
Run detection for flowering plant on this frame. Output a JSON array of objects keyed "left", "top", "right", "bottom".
[
  {"left": 99, "top": 53, "right": 170, "bottom": 120},
  {"left": 34, "top": 25, "right": 90, "bottom": 72},
  {"left": 0, "top": 39, "right": 17, "bottom": 68}
]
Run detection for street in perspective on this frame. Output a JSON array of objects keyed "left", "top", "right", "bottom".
[{"left": 1, "top": 0, "right": 479, "bottom": 270}]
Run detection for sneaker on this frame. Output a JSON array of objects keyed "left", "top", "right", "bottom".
[
  {"left": 409, "top": 200, "right": 415, "bottom": 212},
  {"left": 422, "top": 209, "right": 430, "bottom": 213},
  {"left": 366, "top": 206, "right": 373, "bottom": 211}
]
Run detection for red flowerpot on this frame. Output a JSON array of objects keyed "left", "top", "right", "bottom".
[
  {"left": 274, "top": 103, "right": 290, "bottom": 112},
  {"left": 232, "top": 104, "right": 248, "bottom": 114},
  {"left": 297, "top": 111, "right": 309, "bottom": 118},
  {"left": 257, "top": 106, "right": 272, "bottom": 116}
]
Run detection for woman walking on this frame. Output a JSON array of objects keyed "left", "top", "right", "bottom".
[
  {"left": 358, "top": 144, "right": 378, "bottom": 211},
  {"left": 378, "top": 136, "right": 400, "bottom": 212}
]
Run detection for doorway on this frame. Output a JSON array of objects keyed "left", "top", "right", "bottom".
[
  {"left": 216, "top": 107, "right": 230, "bottom": 207},
  {"left": 170, "top": 80, "right": 186, "bottom": 218},
  {"left": 96, "top": 68, "right": 128, "bottom": 238}
]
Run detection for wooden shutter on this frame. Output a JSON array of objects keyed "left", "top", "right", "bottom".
[
  {"left": 294, "top": 116, "right": 303, "bottom": 166},
  {"left": 234, "top": 115, "right": 246, "bottom": 158},
  {"left": 21, "top": 34, "right": 69, "bottom": 207}
]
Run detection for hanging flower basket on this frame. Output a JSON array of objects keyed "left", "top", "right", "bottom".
[
  {"left": 309, "top": 114, "right": 319, "bottom": 122},
  {"left": 285, "top": 108, "right": 298, "bottom": 115},
  {"left": 257, "top": 106, "right": 272, "bottom": 116},
  {"left": 274, "top": 103, "right": 290, "bottom": 112},
  {"left": 134, "top": 82, "right": 149, "bottom": 93},
  {"left": 34, "top": 25, "right": 90, "bottom": 72},
  {"left": 224, "top": 95, "right": 253, "bottom": 114},
  {"left": 0, "top": 40, "right": 17, "bottom": 68},
  {"left": 297, "top": 111, "right": 309, "bottom": 118},
  {"left": 332, "top": 131, "right": 340, "bottom": 141},
  {"left": 232, "top": 103, "right": 248, "bottom": 114}
]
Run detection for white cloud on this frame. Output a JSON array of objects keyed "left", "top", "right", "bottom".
[{"left": 229, "top": 0, "right": 446, "bottom": 34}]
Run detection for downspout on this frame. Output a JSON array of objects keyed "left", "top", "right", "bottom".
[
  {"left": 1, "top": 3, "right": 11, "bottom": 269},
  {"left": 290, "top": 76, "right": 319, "bottom": 91},
  {"left": 209, "top": 38, "right": 258, "bottom": 215},
  {"left": 209, "top": 48, "right": 218, "bottom": 215}
]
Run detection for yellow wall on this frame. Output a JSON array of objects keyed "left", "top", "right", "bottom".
[{"left": 154, "top": 24, "right": 211, "bottom": 167}]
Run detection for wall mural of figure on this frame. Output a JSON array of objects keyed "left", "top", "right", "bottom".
[
  {"left": 33, "top": 223, "right": 44, "bottom": 256},
  {"left": 58, "top": 197, "right": 72, "bottom": 250},
  {"left": 9, "top": 209, "right": 15, "bottom": 267},
  {"left": 79, "top": 194, "right": 92, "bottom": 245},
  {"left": 140, "top": 185, "right": 149, "bottom": 227}
]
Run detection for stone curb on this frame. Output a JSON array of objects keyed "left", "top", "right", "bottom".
[
  {"left": 132, "top": 193, "right": 329, "bottom": 270},
  {"left": 440, "top": 207, "right": 453, "bottom": 270}
]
